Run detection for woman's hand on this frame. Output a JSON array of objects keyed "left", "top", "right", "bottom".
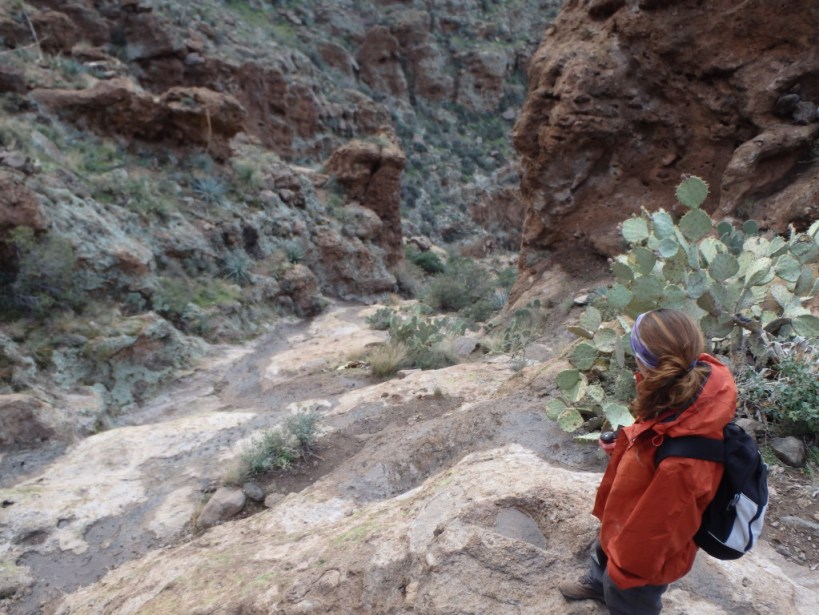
[{"left": 599, "top": 431, "right": 617, "bottom": 457}]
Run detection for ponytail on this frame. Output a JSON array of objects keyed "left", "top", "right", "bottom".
[{"left": 630, "top": 309, "right": 707, "bottom": 420}]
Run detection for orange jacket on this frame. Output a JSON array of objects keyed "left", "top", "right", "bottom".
[{"left": 592, "top": 353, "right": 737, "bottom": 589}]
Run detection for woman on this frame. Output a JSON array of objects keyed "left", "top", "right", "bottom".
[{"left": 559, "top": 308, "right": 737, "bottom": 614}]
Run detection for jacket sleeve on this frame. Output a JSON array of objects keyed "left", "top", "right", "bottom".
[{"left": 605, "top": 456, "right": 721, "bottom": 588}]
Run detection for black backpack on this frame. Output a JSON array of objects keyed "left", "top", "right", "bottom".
[{"left": 655, "top": 422, "right": 768, "bottom": 560}]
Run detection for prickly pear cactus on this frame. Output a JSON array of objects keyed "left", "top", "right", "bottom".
[{"left": 553, "top": 175, "right": 819, "bottom": 438}]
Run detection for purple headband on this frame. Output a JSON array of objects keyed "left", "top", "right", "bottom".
[{"left": 631, "top": 312, "right": 659, "bottom": 369}]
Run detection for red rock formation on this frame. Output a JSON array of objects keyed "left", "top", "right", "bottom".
[
  {"left": 514, "top": 0, "right": 819, "bottom": 271},
  {"left": 31, "top": 79, "right": 245, "bottom": 158},
  {"left": 0, "top": 171, "right": 46, "bottom": 234},
  {"left": 324, "top": 137, "right": 406, "bottom": 267}
]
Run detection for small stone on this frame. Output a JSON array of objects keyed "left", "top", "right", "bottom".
[
  {"left": 774, "top": 93, "right": 800, "bottom": 117},
  {"left": 184, "top": 52, "right": 204, "bottom": 66},
  {"left": 242, "top": 481, "right": 265, "bottom": 502},
  {"left": 771, "top": 521, "right": 780, "bottom": 528},
  {"left": 502, "top": 108, "right": 516, "bottom": 121},
  {"left": 775, "top": 544, "right": 791, "bottom": 557},
  {"left": 573, "top": 294, "right": 590, "bottom": 306},
  {"left": 792, "top": 101, "right": 817, "bottom": 125}
]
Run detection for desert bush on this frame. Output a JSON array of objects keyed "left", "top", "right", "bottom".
[
  {"left": 285, "top": 412, "right": 321, "bottom": 454},
  {"left": 152, "top": 276, "right": 240, "bottom": 322},
  {"left": 393, "top": 261, "right": 425, "bottom": 298},
  {"left": 367, "top": 342, "right": 408, "bottom": 378},
  {"left": 550, "top": 176, "right": 819, "bottom": 441},
  {"left": 191, "top": 175, "right": 227, "bottom": 205},
  {"left": 737, "top": 340, "right": 819, "bottom": 437},
  {"left": 226, "top": 412, "right": 321, "bottom": 485},
  {"left": 425, "top": 255, "right": 493, "bottom": 313},
  {"left": 405, "top": 245, "right": 445, "bottom": 274},
  {"left": 222, "top": 253, "right": 253, "bottom": 285},
  {"left": 4, "top": 227, "right": 86, "bottom": 319}
]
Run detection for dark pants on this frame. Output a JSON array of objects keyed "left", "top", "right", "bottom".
[{"left": 588, "top": 541, "right": 668, "bottom": 615}]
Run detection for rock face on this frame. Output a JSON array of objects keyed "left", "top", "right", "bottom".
[
  {"left": 0, "top": 394, "right": 65, "bottom": 448},
  {"left": 324, "top": 137, "right": 406, "bottom": 267},
  {"left": 52, "top": 446, "right": 819, "bottom": 615},
  {"left": 31, "top": 80, "right": 246, "bottom": 159},
  {"left": 514, "top": 0, "right": 819, "bottom": 268}
]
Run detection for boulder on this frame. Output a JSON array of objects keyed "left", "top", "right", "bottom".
[
  {"left": 308, "top": 227, "right": 395, "bottom": 299},
  {"left": 771, "top": 436, "right": 806, "bottom": 468},
  {"left": 279, "top": 264, "right": 324, "bottom": 318},
  {"left": 0, "top": 394, "right": 68, "bottom": 448},
  {"left": 197, "top": 487, "right": 246, "bottom": 529}
]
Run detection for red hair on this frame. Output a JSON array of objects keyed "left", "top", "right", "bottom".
[{"left": 630, "top": 309, "right": 708, "bottom": 420}]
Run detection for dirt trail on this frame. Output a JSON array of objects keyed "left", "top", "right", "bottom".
[{"left": 1, "top": 302, "right": 598, "bottom": 615}]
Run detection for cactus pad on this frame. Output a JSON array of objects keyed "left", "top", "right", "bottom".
[
  {"left": 607, "top": 283, "right": 633, "bottom": 310},
  {"left": 603, "top": 402, "right": 634, "bottom": 429},
  {"left": 571, "top": 342, "right": 598, "bottom": 370},
  {"left": 658, "top": 237, "right": 679, "bottom": 258},
  {"left": 593, "top": 328, "right": 618, "bottom": 353},
  {"left": 651, "top": 210, "right": 675, "bottom": 239},
  {"left": 679, "top": 209, "right": 713, "bottom": 242},
  {"left": 546, "top": 399, "right": 566, "bottom": 420},
  {"left": 622, "top": 218, "right": 649, "bottom": 244},
  {"left": 557, "top": 408, "right": 585, "bottom": 432},
  {"left": 580, "top": 307, "right": 602, "bottom": 332},
  {"left": 633, "top": 247, "right": 656, "bottom": 275},
  {"left": 675, "top": 176, "right": 709, "bottom": 209},
  {"left": 792, "top": 314, "right": 819, "bottom": 337},
  {"left": 709, "top": 252, "right": 739, "bottom": 282},
  {"left": 612, "top": 261, "right": 635, "bottom": 283}
]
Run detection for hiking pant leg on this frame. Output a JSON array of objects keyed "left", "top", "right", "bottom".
[
  {"left": 585, "top": 539, "right": 606, "bottom": 595},
  {"left": 602, "top": 572, "right": 668, "bottom": 615}
]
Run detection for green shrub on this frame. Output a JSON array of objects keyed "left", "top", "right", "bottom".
[
  {"left": 737, "top": 343, "right": 819, "bottom": 437},
  {"left": 285, "top": 412, "right": 321, "bottom": 454},
  {"left": 393, "top": 261, "right": 425, "bottom": 298},
  {"left": 152, "top": 276, "right": 240, "bottom": 321},
  {"left": 405, "top": 245, "right": 445, "bottom": 274},
  {"left": 425, "top": 256, "right": 493, "bottom": 313},
  {"left": 222, "top": 253, "right": 252, "bottom": 285},
  {"left": 5, "top": 227, "right": 86, "bottom": 319},
  {"left": 239, "top": 430, "right": 296, "bottom": 476},
  {"left": 191, "top": 175, "right": 227, "bottom": 205},
  {"left": 385, "top": 310, "right": 468, "bottom": 372},
  {"left": 226, "top": 412, "right": 321, "bottom": 485}
]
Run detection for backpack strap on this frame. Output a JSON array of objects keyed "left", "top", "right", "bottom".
[{"left": 655, "top": 435, "right": 724, "bottom": 465}]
